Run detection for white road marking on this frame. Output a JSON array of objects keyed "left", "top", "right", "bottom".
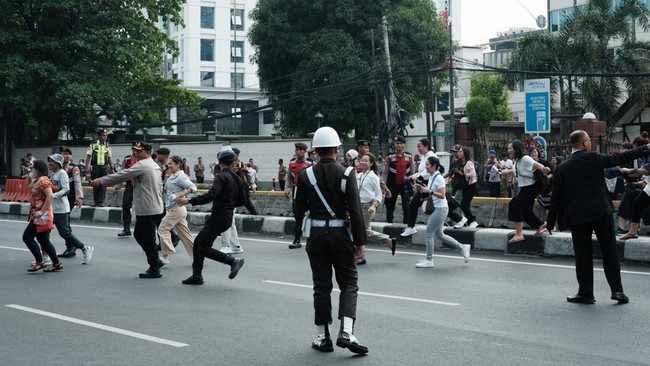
[
  {"left": 5, "top": 304, "right": 189, "bottom": 348},
  {"left": 0, "top": 245, "right": 28, "bottom": 252},
  {"left": 263, "top": 280, "right": 460, "bottom": 306}
]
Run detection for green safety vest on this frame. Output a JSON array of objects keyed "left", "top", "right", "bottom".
[{"left": 91, "top": 143, "right": 110, "bottom": 166}]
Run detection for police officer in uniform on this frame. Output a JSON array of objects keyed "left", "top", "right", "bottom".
[
  {"left": 285, "top": 142, "right": 314, "bottom": 249},
  {"left": 382, "top": 136, "right": 414, "bottom": 224},
  {"left": 177, "top": 148, "right": 246, "bottom": 285},
  {"left": 294, "top": 127, "right": 368, "bottom": 354},
  {"left": 85, "top": 130, "right": 113, "bottom": 207}
]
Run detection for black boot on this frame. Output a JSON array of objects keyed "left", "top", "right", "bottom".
[
  {"left": 288, "top": 237, "right": 302, "bottom": 249},
  {"left": 139, "top": 267, "right": 162, "bottom": 278},
  {"left": 182, "top": 269, "right": 204, "bottom": 285},
  {"left": 224, "top": 255, "right": 245, "bottom": 279},
  {"left": 117, "top": 229, "right": 132, "bottom": 237}
]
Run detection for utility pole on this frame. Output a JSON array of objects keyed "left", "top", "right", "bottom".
[
  {"left": 381, "top": 16, "right": 398, "bottom": 159},
  {"left": 447, "top": 0, "right": 455, "bottom": 151},
  {"left": 424, "top": 43, "right": 432, "bottom": 149},
  {"left": 371, "top": 30, "right": 382, "bottom": 146}
]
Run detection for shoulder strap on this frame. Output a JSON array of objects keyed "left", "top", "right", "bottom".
[
  {"left": 306, "top": 166, "right": 337, "bottom": 219},
  {"left": 341, "top": 166, "right": 353, "bottom": 194}
]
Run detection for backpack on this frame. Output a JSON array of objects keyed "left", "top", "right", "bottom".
[{"left": 228, "top": 170, "right": 247, "bottom": 207}]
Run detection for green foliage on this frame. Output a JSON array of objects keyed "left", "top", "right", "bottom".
[
  {"left": 465, "top": 97, "right": 495, "bottom": 133},
  {"left": 249, "top": 0, "right": 448, "bottom": 139},
  {"left": 508, "top": 0, "right": 650, "bottom": 134},
  {"left": 0, "top": 0, "right": 204, "bottom": 143},
  {"left": 469, "top": 74, "right": 511, "bottom": 121}
]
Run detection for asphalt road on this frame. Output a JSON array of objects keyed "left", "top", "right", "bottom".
[{"left": 1, "top": 218, "right": 650, "bottom": 366}]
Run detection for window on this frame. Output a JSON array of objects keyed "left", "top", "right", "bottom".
[
  {"left": 201, "top": 72, "right": 214, "bottom": 87},
  {"left": 263, "top": 109, "right": 275, "bottom": 124},
  {"left": 231, "top": 9, "right": 244, "bottom": 31},
  {"left": 201, "top": 39, "right": 214, "bottom": 61},
  {"left": 231, "top": 107, "right": 242, "bottom": 119},
  {"left": 201, "top": 7, "right": 214, "bottom": 29},
  {"left": 550, "top": 10, "right": 560, "bottom": 32},
  {"left": 436, "top": 92, "right": 449, "bottom": 112},
  {"left": 231, "top": 72, "right": 244, "bottom": 88},
  {"left": 231, "top": 41, "right": 243, "bottom": 63}
]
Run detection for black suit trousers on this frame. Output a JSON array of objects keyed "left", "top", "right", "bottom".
[
  {"left": 306, "top": 227, "right": 359, "bottom": 326},
  {"left": 570, "top": 215, "right": 623, "bottom": 296}
]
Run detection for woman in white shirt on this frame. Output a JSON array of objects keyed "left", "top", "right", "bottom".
[
  {"left": 401, "top": 138, "right": 437, "bottom": 236},
  {"left": 500, "top": 140, "right": 551, "bottom": 243},
  {"left": 415, "top": 156, "right": 471, "bottom": 268},
  {"left": 158, "top": 155, "right": 197, "bottom": 264},
  {"left": 355, "top": 153, "right": 396, "bottom": 265}
]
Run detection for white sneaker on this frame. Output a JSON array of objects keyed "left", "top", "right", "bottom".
[
  {"left": 415, "top": 259, "right": 434, "bottom": 268},
  {"left": 400, "top": 227, "right": 417, "bottom": 236},
  {"left": 82, "top": 246, "right": 94, "bottom": 264},
  {"left": 468, "top": 221, "right": 479, "bottom": 229},
  {"left": 462, "top": 244, "right": 471, "bottom": 263},
  {"left": 229, "top": 246, "right": 244, "bottom": 254},
  {"left": 454, "top": 216, "right": 468, "bottom": 229},
  {"left": 219, "top": 246, "right": 232, "bottom": 254}
]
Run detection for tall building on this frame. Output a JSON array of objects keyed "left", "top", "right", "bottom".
[{"left": 163, "top": 0, "right": 275, "bottom": 136}]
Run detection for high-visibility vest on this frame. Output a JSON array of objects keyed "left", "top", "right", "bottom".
[{"left": 91, "top": 143, "right": 110, "bottom": 166}]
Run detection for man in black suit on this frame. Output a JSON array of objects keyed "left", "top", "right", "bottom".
[{"left": 547, "top": 130, "right": 650, "bottom": 305}]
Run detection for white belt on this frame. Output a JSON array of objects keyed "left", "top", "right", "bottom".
[{"left": 311, "top": 219, "right": 348, "bottom": 227}]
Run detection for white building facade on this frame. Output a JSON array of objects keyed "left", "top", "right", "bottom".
[{"left": 162, "top": 0, "right": 276, "bottom": 137}]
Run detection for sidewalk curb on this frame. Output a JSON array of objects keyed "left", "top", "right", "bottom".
[{"left": 2, "top": 202, "right": 649, "bottom": 263}]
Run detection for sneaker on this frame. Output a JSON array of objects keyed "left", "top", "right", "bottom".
[
  {"left": 32, "top": 257, "right": 53, "bottom": 266},
  {"left": 454, "top": 216, "right": 468, "bottom": 229},
  {"left": 400, "top": 227, "right": 417, "bottom": 236},
  {"left": 229, "top": 246, "right": 244, "bottom": 254},
  {"left": 82, "top": 246, "right": 94, "bottom": 264},
  {"left": 161, "top": 255, "right": 170, "bottom": 264},
  {"left": 462, "top": 244, "right": 471, "bottom": 263},
  {"left": 312, "top": 335, "right": 334, "bottom": 352},
  {"left": 468, "top": 221, "right": 479, "bottom": 229},
  {"left": 415, "top": 259, "right": 434, "bottom": 268},
  {"left": 219, "top": 246, "right": 232, "bottom": 254}
]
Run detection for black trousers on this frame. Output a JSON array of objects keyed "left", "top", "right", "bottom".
[
  {"left": 306, "top": 227, "right": 359, "bottom": 325},
  {"left": 488, "top": 181, "right": 501, "bottom": 197},
  {"left": 459, "top": 183, "right": 477, "bottom": 222},
  {"left": 196, "top": 176, "right": 204, "bottom": 184},
  {"left": 384, "top": 181, "right": 411, "bottom": 224},
  {"left": 192, "top": 212, "right": 232, "bottom": 274},
  {"left": 91, "top": 165, "right": 110, "bottom": 205},
  {"left": 406, "top": 190, "right": 426, "bottom": 227},
  {"left": 630, "top": 190, "right": 650, "bottom": 223},
  {"left": 122, "top": 183, "right": 133, "bottom": 230},
  {"left": 571, "top": 215, "right": 623, "bottom": 296},
  {"left": 508, "top": 183, "right": 544, "bottom": 229},
  {"left": 134, "top": 214, "right": 161, "bottom": 268},
  {"left": 279, "top": 179, "right": 286, "bottom": 191}
]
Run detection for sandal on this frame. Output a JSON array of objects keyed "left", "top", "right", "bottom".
[
  {"left": 27, "top": 262, "right": 46, "bottom": 272},
  {"left": 619, "top": 233, "right": 639, "bottom": 241},
  {"left": 534, "top": 222, "right": 548, "bottom": 236},
  {"left": 43, "top": 263, "right": 63, "bottom": 272},
  {"left": 508, "top": 236, "right": 525, "bottom": 244}
]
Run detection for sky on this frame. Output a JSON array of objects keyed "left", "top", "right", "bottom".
[{"left": 453, "top": 0, "right": 548, "bottom": 46}]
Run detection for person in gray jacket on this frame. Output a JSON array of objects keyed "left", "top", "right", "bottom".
[{"left": 91, "top": 141, "right": 165, "bottom": 278}]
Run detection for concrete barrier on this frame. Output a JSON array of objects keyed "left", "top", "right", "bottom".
[{"left": 1, "top": 201, "right": 649, "bottom": 263}]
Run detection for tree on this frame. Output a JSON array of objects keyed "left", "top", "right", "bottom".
[
  {"left": 465, "top": 96, "right": 495, "bottom": 166},
  {"left": 508, "top": 0, "right": 650, "bottom": 135},
  {"left": 469, "top": 73, "right": 511, "bottom": 121},
  {"left": 249, "top": 0, "right": 448, "bottom": 140},
  {"left": 0, "top": 0, "right": 204, "bottom": 143}
]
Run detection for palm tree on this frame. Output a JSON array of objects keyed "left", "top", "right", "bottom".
[{"left": 509, "top": 0, "right": 650, "bottom": 135}]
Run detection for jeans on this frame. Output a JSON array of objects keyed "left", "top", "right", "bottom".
[
  {"left": 23, "top": 222, "right": 59, "bottom": 264},
  {"left": 425, "top": 206, "right": 464, "bottom": 260},
  {"left": 53, "top": 213, "right": 85, "bottom": 250}
]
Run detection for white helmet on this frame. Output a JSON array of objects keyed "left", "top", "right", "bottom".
[{"left": 312, "top": 126, "right": 341, "bottom": 148}]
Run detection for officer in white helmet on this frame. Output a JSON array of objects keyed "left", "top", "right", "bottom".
[{"left": 294, "top": 126, "right": 368, "bottom": 354}]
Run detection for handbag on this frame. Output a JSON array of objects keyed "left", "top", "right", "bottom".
[
  {"left": 33, "top": 210, "right": 54, "bottom": 233},
  {"left": 424, "top": 196, "right": 434, "bottom": 215},
  {"left": 533, "top": 169, "right": 552, "bottom": 195}
]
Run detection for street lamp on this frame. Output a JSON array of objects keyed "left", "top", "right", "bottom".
[{"left": 315, "top": 111, "right": 324, "bottom": 128}]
